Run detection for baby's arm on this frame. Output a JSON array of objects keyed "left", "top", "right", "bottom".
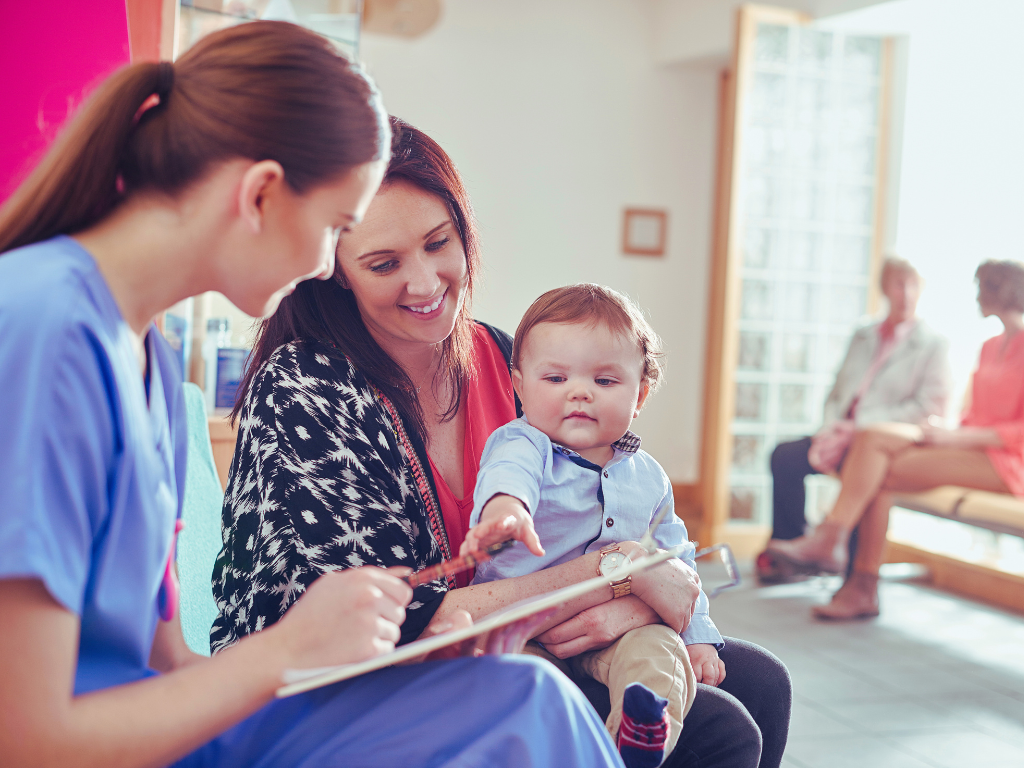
[
  {"left": 460, "top": 423, "right": 549, "bottom": 558},
  {"left": 624, "top": 484, "right": 700, "bottom": 633},
  {"left": 462, "top": 493, "right": 543, "bottom": 557},
  {"left": 644, "top": 468, "right": 725, "bottom": 647},
  {"left": 644, "top": 471, "right": 728, "bottom": 685}
]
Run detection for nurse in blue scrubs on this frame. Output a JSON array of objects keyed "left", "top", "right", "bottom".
[{"left": 0, "top": 21, "right": 621, "bottom": 768}]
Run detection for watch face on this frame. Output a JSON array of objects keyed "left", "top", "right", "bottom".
[{"left": 599, "top": 551, "right": 629, "bottom": 577}]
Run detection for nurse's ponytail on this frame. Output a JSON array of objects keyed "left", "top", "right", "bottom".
[{"left": 0, "top": 21, "right": 389, "bottom": 255}]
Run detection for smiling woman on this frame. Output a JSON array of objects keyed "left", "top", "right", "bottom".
[
  {"left": 215, "top": 116, "right": 509, "bottom": 649},
  {"left": 336, "top": 180, "right": 469, "bottom": 372},
  {"left": 230, "top": 117, "right": 480, "bottom": 439}
]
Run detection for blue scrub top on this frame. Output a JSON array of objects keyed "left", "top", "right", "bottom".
[{"left": 0, "top": 236, "right": 188, "bottom": 695}]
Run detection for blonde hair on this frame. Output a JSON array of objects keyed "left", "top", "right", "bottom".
[
  {"left": 879, "top": 256, "right": 921, "bottom": 288},
  {"left": 511, "top": 283, "right": 664, "bottom": 394}
]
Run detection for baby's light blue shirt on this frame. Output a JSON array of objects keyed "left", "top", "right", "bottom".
[{"left": 470, "top": 418, "right": 723, "bottom": 647}]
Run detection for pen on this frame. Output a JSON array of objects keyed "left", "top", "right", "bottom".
[{"left": 403, "top": 539, "right": 516, "bottom": 588}]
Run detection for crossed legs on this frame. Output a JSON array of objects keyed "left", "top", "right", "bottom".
[{"left": 768, "top": 424, "right": 1008, "bottom": 618}]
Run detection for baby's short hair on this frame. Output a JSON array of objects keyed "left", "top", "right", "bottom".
[{"left": 511, "top": 283, "right": 664, "bottom": 394}]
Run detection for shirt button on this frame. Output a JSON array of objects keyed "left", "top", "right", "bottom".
[
  {"left": 603, "top": 470, "right": 609, "bottom": 478},
  {"left": 606, "top": 518, "right": 614, "bottom": 527}
]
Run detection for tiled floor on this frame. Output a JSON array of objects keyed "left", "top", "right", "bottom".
[{"left": 709, "top": 568, "right": 1024, "bottom": 768}]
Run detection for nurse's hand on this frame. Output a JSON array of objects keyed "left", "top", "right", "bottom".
[
  {"left": 461, "top": 494, "right": 545, "bottom": 558},
  {"left": 271, "top": 566, "right": 412, "bottom": 670}
]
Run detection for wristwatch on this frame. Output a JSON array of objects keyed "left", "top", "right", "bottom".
[{"left": 597, "top": 543, "right": 632, "bottom": 598}]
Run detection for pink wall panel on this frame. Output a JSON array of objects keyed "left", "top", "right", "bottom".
[{"left": 0, "top": 1, "right": 131, "bottom": 201}]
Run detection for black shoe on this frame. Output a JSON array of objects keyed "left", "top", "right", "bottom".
[{"left": 755, "top": 550, "right": 818, "bottom": 585}]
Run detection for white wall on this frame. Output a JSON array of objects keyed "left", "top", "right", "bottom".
[
  {"left": 361, "top": 0, "right": 721, "bottom": 481},
  {"left": 821, "top": 0, "right": 1024, "bottom": 411}
]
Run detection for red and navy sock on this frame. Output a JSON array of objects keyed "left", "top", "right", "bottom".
[{"left": 618, "top": 682, "right": 670, "bottom": 768}]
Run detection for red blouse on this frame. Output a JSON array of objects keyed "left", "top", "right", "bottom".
[
  {"left": 961, "top": 332, "right": 1024, "bottom": 496},
  {"left": 427, "top": 324, "right": 517, "bottom": 586}
]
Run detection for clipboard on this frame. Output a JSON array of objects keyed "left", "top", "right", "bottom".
[{"left": 276, "top": 543, "right": 689, "bottom": 698}]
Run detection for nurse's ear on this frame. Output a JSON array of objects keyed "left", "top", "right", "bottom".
[{"left": 237, "top": 160, "right": 287, "bottom": 235}]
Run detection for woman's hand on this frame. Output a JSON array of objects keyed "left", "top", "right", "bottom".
[
  {"left": 461, "top": 494, "right": 544, "bottom": 557},
  {"left": 269, "top": 566, "right": 412, "bottom": 670},
  {"left": 628, "top": 552, "right": 701, "bottom": 634},
  {"left": 534, "top": 595, "right": 661, "bottom": 658},
  {"left": 687, "top": 644, "right": 726, "bottom": 687},
  {"left": 918, "top": 425, "right": 956, "bottom": 446},
  {"left": 919, "top": 425, "right": 1002, "bottom": 449}
]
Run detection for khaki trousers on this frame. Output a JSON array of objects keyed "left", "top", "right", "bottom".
[{"left": 525, "top": 624, "right": 695, "bottom": 759}]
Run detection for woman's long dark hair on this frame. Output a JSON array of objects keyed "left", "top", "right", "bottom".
[
  {"left": 0, "top": 21, "right": 388, "bottom": 255},
  {"left": 233, "top": 116, "right": 481, "bottom": 442}
]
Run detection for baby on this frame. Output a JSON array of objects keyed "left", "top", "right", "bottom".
[{"left": 463, "top": 284, "right": 724, "bottom": 768}]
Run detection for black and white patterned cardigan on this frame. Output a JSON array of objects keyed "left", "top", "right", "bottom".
[{"left": 210, "top": 326, "right": 516, "bottom": 653}]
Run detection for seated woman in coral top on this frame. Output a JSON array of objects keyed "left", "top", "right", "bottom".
[{"left": 769, "top": 260, "right": 1024, "bottom": 620}]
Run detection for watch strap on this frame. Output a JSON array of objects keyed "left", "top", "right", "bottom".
[
  {"left": 598, "top": 544, "right": 632, "bottom": 598},
  {"left": 610, "top": 577, "right": 632, "bottom": 598}
]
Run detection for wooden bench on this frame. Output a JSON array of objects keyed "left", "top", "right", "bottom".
[
  {"left": 891, "top": 486, "right": 1024, "bottom": 539},
  {"left": 885, "top": 486, "right": 1024, "bottom": 614}
]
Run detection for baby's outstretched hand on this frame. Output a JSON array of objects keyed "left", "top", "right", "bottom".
[{"left": 461, "top": 494, "right": 545, "bottom": 558}]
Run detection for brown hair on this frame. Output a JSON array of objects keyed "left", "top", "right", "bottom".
[
  {"left": 233, "top": 116, "right": 481, "bottom": 440},
  {"left": 976, "top": 260, "right": 1024, "bottom": 313},
  {"left": 511, "top": 283, "right": 664, "bottom": 394},
  {"left": 0, "top": 21, "right": 389, "bottom": 254}
]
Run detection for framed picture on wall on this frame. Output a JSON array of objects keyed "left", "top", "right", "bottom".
[{"left": 622, "top": 208, "right": 668, "bottom": 256}]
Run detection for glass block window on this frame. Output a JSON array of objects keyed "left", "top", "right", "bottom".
[{"left": 729, "top": 24, "right": 884, "bottom": 524}]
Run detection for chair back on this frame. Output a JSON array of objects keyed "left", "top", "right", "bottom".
[{"left": 177, "top": 382, "right": 226, "bottom": 656}]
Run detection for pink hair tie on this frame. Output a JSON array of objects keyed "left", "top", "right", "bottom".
[
  {"left": 132, "top": 61, "right": 174, "bottom": 124},
  {"left": 132, "top": 93, "right": 162, "bottom": 125},
  {"left": 119, "top": 62, "right": 174, "bottom": 194},
  {"left": 118, "top": 92, "right": 161, "bottom": 193}
]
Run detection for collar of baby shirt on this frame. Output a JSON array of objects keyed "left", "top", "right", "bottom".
[
  {"left": 612, "top": 430, "right": 642, "bottom": 454},
  {"left": 548, "top": 429, "right": 643, "bottom": 473},
  {"left": 516, "top": 417, "right": 642, "bottom": 466}
]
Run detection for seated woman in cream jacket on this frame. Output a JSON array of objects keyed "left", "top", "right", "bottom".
[{"left": 757, "top": 257, "right": 951, "bottom": 583}]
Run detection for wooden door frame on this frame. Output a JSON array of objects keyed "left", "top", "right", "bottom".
[{"left": 698, "top": 5, "right": 891, "bottom": 556}]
